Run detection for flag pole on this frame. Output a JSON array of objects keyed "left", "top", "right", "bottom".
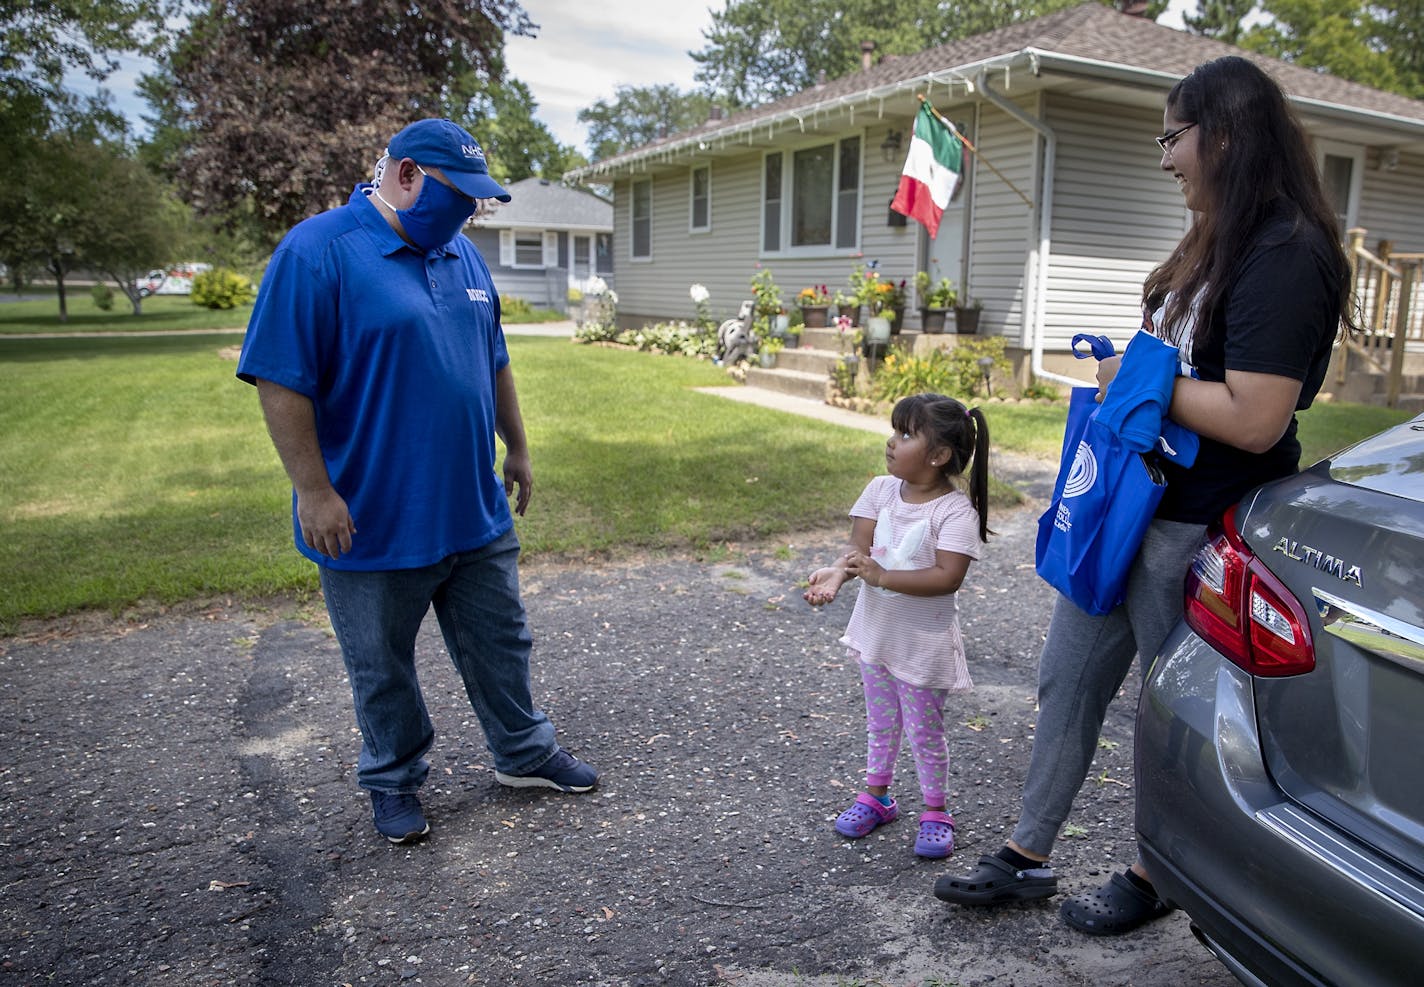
[{"left": 917, "top": 94, "right": 1033, "bottom": 209}]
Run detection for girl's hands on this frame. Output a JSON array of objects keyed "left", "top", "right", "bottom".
[
  {"left": 845, "top": 551, "right": 886, "bottom": 589},
  {"left": 804, "top": 566, "right": 847, "bottom": 606}
]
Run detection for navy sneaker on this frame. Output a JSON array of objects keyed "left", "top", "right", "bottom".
[
  {"left": 495, "top": 748, "right": 599, "bottom": 793},
  {"left": 370, "top": 791, "right": 430, "bottom": 844}
]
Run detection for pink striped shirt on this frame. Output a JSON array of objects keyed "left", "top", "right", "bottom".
[{"left": 840, "top": 475, "right": 982, "bottom": 691}]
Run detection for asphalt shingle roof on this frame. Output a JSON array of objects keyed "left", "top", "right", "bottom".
[{"left": 583, "top": 2, "right": 1424, "bottom": 175}]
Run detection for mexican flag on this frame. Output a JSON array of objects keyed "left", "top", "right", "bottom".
[{"left": 890, "top": 102, "right": 964, "bottom": 239}]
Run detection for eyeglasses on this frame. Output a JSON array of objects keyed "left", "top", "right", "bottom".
[
  {"left": 417, "top": 165, "right": 478, "bottom": 206},
  {"left": 1155, "top": 122, "right": 1197, "bottom": 154}
]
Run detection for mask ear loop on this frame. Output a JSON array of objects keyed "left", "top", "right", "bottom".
[{"left": 372, "top": 150, "right": 391, "bottom": 189}]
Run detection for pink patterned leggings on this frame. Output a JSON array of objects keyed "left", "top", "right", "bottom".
[{"left": 858, "top": 658, "right": 949, "bottom": 807}]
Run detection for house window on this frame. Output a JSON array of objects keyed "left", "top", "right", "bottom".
[
  {"left": 514, "top": 232, "right": 543, "bottom": 266},
  {"left": 762, "top": 136, "right": 861, "bottom": 255},
  {"left": 498, "top": 229, "right": 560, "bottom": 269},
  {"left": 690, "top": 165, "right": 711, "bottom": 232},
  {"left": 762, "top": 155, "right": 782, "bottom": 252},
  {"left": 631, "top": 178, "right": 652, "bottom": 259}
]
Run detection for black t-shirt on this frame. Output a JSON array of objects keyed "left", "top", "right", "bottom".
[{"left": 1156, "top": 209, "right": 1340, "bottom": 523}]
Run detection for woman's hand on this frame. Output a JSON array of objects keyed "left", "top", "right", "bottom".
[
  {"left": 804, "top": 566, "right": 847, "bottom": 606},
  {"left": 1095, "top": 355, "right": 1122, "bottom": 402}
]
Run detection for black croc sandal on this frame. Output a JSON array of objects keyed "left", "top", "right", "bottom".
[
  {"left": 1060, "top": 871, "right": 1173, "bottom": 935},
  {"left": 933, "top": 853, "right": 1057, "bottom": 905}
]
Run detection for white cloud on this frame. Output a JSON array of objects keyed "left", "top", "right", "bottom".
[{"left": 505, "top": 0, "right": 715, "bottom": 151}]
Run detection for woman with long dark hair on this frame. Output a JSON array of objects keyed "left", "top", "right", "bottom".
[{"left": 932, "top": 55, "right": 1356, "bottom": 935}]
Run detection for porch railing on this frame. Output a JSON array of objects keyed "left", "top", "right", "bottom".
[{"left": 1341, "top": 228, "right": 1422, "bottom": 408}]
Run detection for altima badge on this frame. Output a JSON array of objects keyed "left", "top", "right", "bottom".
[{"left": 1272, "top": 538, "right": 1363, "bottom": 587}]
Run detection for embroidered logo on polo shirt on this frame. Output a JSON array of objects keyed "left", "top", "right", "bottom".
[{"left": 467, "top": 288, "right": 490, "bottom": 302}]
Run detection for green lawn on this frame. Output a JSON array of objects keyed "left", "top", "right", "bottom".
[
  {"left": 0, "top": 288, "right": 566, "bottom": 334},
  {"left": 0, "top": 332, "right": 1409, "bottom": 631}
]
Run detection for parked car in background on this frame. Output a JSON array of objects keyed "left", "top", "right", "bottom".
[
  {"left": 1137, "top": 412, "right": 1424, "bottom": 987},
  {"left": 135, "top": 263, "right": 210, "bottom": 297}
]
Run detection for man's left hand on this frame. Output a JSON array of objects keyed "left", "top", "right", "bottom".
[{"left": 503, "top": 448, "right": 532, "bottom": 516}]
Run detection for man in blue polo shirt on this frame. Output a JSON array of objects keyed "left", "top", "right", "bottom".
[{"left": 238, "top": 118, "right": 598, "bottom": 845}]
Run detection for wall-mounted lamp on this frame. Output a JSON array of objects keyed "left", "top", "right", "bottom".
[{"left": 880, "top": 128, "right": 904, "bottom": 162}]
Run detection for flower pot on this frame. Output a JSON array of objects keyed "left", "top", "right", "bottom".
[
  {"left": 953, "top": 306, "right": 981, "bottom": 334},
  {"left": 759, "top": 350, "right": 778, "bottom": 368},
  {"left": 865, "top": 315, "right": 892, "bottom": 345},
  {"left": 801, "top": 305, "right": 829, "bottom": 328},
  {"left": 888, "top": 309, "right": 903, "bottom": 335},
  {"left": 921, "top": 307, "right": 949, "bottom": 334},
  {"left": 774, "top": 313, "right": 791, "bottom": 334},
  {"left": 837, "top": 303, "right": 860, "bottom": 327}
]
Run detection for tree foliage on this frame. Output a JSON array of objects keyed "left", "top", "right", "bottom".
[
  {"left": 1182, "top": 0, "right": 1257, "bottom": 45},
  {"left": 1, "top": 0, "right": 166, "bottom": 158},
  {"left": 577, "top": 84, "right": 715, "bottom": 161},
  {"left": 1239, "top": 0, "right": 1422, "bottom": 99},
  {"left": 458, "top": 78, "right": 586, "bottom": 182},
  {"left": 164, "top": 0, "right": 535, "bottom": 248},
  {"left": 688, "top": 0, "right": 1093, "bottom": 110}
]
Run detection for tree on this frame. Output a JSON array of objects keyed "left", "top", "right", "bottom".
[
  {"left": 1, "top": 0, "right": 167, "bottom": 160},
  {"left": 162, "top": 0, "right": 535, "bottom": 249},
  {"left": 577, "top": 85, "right": 715, "bottom": 161},
  {"left": 1182, "top": 0, "right": 1257, "bottom": 45},
  {"left": 0, "top": 132, "right": 184, "bottom": 319},
  {"left": 1240, "top": 0, "right": 1421, "bottom": 99},
  {"left": 457, "top": 78, "right": 586, "bottom": 182},
  {"left": 688, "top": 0, "right": 1090, "bottom": 110}
]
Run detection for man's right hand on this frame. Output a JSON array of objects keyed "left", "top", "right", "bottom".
[{"left": 296, "top": 487, "right": 357, "bottom": 560}]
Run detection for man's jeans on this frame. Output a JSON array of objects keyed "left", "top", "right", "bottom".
[{"left": 319, "top": 528, "right": 557, "bottom": 793}]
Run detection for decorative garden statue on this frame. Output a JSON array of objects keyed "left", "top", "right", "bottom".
[{"left": 717, "top": 300, "right": 756, "bottom": 365}]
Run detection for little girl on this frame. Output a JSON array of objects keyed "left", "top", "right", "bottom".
[{"left": 805, "top": 393, "right": 990, "bottom": 858}]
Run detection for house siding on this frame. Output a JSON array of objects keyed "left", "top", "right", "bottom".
[
  {"left": 1356, "top": 148, "right": 1424, "bottom": 253},
  {"left": 611, "top": 124, "right": 927, "bottom": 328},
  {"left": 1041, "top": 93, "right": 1188, "bottom": 350},
  {"left": 965, "top": 97, "right": 1040, "bottom": 344}
]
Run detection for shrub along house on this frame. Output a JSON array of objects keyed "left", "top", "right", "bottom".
[
  {"left": 467, "top": 176, "right": 614, "bottom": 313},
  {"left": 564, "top": 1, "right": 1424, "bottom": 385}
]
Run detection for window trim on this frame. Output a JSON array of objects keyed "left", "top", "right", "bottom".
[
  {"left": 689, "top": 164, "right": 711, "bottom": 234},
  {"left": 760, "top": 134, "right": 862, "bottom": 258},
  {"left": 1315, "top": 139, "right": 1363, "bottom": 238}
]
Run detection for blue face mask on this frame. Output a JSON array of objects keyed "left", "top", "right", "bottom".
[{"left": 375, "top": 165, "right": 476, "bottom": 250}]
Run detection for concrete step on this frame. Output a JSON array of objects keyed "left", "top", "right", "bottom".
[
  {"left": 744, "top": 365, "right": 832, "bottom": 402},
  {"left": 777, "top": 346, "right": 844, "bottom": 374}
]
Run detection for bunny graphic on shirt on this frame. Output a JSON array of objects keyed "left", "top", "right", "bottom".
[{"left": 867, "top": 504, "right": 929, "bottom": 595}]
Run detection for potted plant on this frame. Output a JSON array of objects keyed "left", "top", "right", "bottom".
[
  {"left": 914, "top": 271, "right": 958, "bottom": 333},
  {"left": 886, "top": 278, "right": 908, "bottom": 335},
  {"left": 832, "top": 288, "right": 857, "bottom": 326},
  {"left": 750, "top": 266, "right": 782, "bottom": 337},
  {"left": 954, "top": 296, "right": 983, "bottom": 334},
  {"left": 758, "top": 334, "right": 784, "bottom": 368},
  {"left": 797, "top": 285, "right": 832, "bottom": 328},
  {"left": 853, "top": 266, "right": 896, "bottom": 355}
]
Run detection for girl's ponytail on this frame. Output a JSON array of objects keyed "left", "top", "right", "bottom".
[{"left": 965, "top": 407, "right": 991, "bottom": 542}]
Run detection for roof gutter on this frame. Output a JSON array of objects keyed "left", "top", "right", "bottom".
[
  {"left": 564, "top": 59, "right": 1030, "bottom": 184},
  {"left": 973, "top": 59, "right": 1086, "bottom": 388}
]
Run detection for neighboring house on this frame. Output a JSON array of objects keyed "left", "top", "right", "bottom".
[
  {"left": 564, "top": 2, "right": 1424, "bottom": 382},
  {"left": 467, "top": 177, "right": 614, "bottom": 313}
]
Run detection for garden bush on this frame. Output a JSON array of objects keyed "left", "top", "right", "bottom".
[
  {"left": 191, "top": 267, "right": 257, "bottom": 310},
  {"left": 90, "top": 283, "right": 115, "bottom": 311}
]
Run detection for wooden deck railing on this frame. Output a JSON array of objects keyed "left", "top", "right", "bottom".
[{"left": 1341, "top": 228, "right": 1421, "bottom": 408}]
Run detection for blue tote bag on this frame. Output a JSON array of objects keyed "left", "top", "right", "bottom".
[{"left": 1035, "top": 337, "right": 1167, "bottom": 616}]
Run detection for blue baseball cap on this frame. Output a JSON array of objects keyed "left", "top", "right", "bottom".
[{"left": 387, "top": 118, "right": 511, "bottom": 202}]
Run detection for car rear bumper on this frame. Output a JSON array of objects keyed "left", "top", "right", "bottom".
[{"left": 1136, "top": 622, "right": 1424, "bottom": 987}]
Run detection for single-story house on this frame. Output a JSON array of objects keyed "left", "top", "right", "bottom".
[
  {"left": 564, "top": 2, "right": 1424, "bottom": 383},
  {"left": 467, "top": 176, "right": 614, "bottom": 312}
]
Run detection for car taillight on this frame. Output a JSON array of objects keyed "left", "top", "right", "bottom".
[{"left": 1183, "top": 503, "right": 1315, "bottom": 677}]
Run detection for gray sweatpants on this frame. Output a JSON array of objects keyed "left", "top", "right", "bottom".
[{"left": 1011, "top": 518, "right": 1207, "bottom": 857}]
